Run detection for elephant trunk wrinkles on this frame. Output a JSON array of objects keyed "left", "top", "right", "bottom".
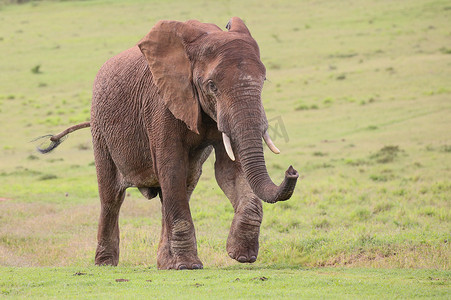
[{"left": 230, "top": 107, "right": 299, "bottom": 204}]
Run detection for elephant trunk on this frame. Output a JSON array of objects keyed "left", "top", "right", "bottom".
[{"left": 229, "top": 110, "right": 299, "bottom": 203}]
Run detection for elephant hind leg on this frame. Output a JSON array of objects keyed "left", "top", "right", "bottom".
[
  {"left": 93, "top": 134, "right": 126, "bottom": 266},
  {"left": 95, "top": 188, "right": 125, "bottom": 266}
]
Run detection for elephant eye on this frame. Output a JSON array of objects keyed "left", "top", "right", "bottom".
[{"left": 207, "top": 80, "right": 218, "bottom": 93}]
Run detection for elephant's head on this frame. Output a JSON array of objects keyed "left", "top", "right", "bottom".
[{"left": 138, "top": 17, "right": 298, "bottom": 203}]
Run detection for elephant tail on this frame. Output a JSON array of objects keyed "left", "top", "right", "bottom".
[{"left": 33, "top": 121, "right": 91, "bottom": 154}]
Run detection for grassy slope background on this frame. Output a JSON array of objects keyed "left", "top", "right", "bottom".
[{"left": 0, "top": 0, "right": 450, "bottom": 297}]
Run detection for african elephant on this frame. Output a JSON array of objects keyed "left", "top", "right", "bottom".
[{"left": 39, "top": 17, "right": 299, "bottom": 270}]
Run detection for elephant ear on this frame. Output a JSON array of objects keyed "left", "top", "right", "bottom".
[
  {"left": 138, "top": 21, "right": 206, "bottom": 134},
  {"left": 225, "top": 17, "right": 251, "bottom": 35}
]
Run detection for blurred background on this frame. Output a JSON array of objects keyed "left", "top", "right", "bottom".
[{"left": 0, "top": 0, "right": 449, "bottom": 269}]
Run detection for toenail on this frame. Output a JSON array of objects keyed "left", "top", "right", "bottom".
[{"left": 237, "top": 256, "right": 247, "bottom": 263}]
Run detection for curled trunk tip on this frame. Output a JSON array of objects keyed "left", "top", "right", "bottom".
[
  {"left": 265, "top": 165, "right": 299, "bottom": 203},
  {"left": 286, "top": 165, "right": 298, "bottom": 178}
]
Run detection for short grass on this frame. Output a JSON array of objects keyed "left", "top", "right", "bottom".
[
  {"left": 0, "top": 0, "right": 450, "bottom": 296},
  {"left": 1, "top": 267, "right": 449, "bottom": 298}
]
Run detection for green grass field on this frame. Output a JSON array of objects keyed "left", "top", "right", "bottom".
[
  {"left": 0, "top": 0, "right": 450, "bottom": 297},
  {"left": 2, "top": 267, "right": 449, "bottom": 298}
]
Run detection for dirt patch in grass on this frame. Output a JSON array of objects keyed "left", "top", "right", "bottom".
[
  {"left": 321, "top": 243, "right": 450, "bottom": 269},
  {"left": 370, "top": 145, "right": 402, "bottom": 163}
]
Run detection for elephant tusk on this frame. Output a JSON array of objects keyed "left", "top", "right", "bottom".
[
  {"left": 222, "top": 133, "right": 236, "bottom": 161},
  {"left": 263, "top": 131, "right": 281, "bottom": 154}
]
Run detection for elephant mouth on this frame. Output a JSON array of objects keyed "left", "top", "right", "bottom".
[{"left": 221, "top": 131, "right": 280, "bottom": 162}]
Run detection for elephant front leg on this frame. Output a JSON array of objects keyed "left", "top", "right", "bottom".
[
  {"left": 226, "top": 194, "right": 262, "bottom": 263},
  {"left": 214, "top": 144, "right": 263, "bottom": 263},
  {"left": 156, "top": 158, "right": 202, "bottom": 270}
]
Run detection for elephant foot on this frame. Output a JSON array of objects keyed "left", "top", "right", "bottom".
[
  {"left": 227, "top": 198, "right": 262, "bottom": 263},
  {"left": 157, "top": 224, "right": 203, "bottom": 270},
  {"left": 227, "top": 216, "right": 261, "bottom": 263},
  {"left": 157, "top": 252, "right": 203, "bottom": 270},
  {"left": 95, "top": 257, "right": 118, "bottom": 266},
  {"left": 227, "top": 236, "right": 259, "bottom": 263},
  {"left": 95, "top": 243, "right": 119, "bottom": 266}
]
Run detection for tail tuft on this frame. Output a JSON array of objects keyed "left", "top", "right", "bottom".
[{"left": 32, "top": 135, "right": 67, "bottom": 154}]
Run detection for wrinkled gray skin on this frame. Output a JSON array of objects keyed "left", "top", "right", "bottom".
[{"left": 87, "top": 17, "right": 299, "bottom": 270}]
